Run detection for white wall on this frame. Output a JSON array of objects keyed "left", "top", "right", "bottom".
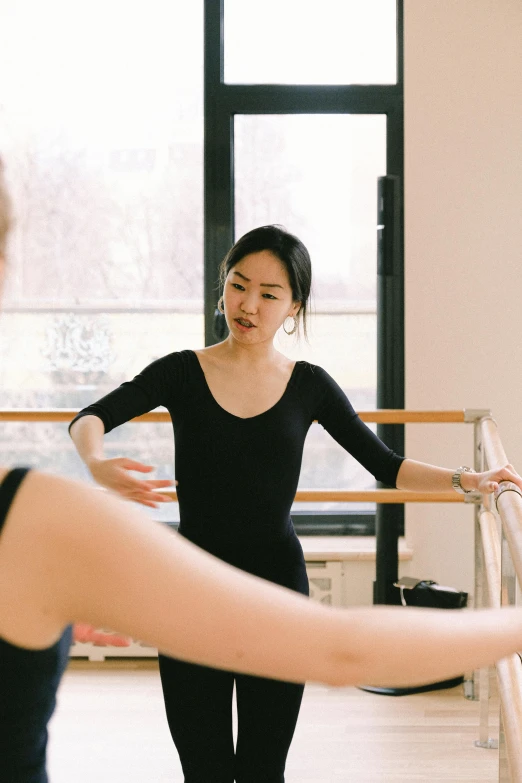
[{"left": 403, "top": 0, "right": 522, "bottom": 599}]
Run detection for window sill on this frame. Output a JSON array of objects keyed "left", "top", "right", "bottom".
[{"left": 300, "top": 536, "right": 413, "bottom": 562}]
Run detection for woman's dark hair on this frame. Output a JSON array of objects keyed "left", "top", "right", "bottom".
[{"left": 219, "top": 225, "right": 312, "bottom": 339}]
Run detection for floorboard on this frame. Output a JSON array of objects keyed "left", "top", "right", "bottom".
[{"left": 47, "top": 660, "right": 500, "bottom": 782}]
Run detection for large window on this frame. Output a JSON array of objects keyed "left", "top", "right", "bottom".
[
  {"left": 0, "top": 1, "right": 403, "bottom": 534},
  {"left": 0, "top": 1, "right": 204, "bottom": 507},
  {"left": 224, "top": 0, "right": 397, "bottom": 85},
  {"left": 206, "top": 0, "right": 403, "bottom": 533}
]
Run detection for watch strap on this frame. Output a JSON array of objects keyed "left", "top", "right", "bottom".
[{"left": 452, "top": 466, "right": 473, "bottom": 494}]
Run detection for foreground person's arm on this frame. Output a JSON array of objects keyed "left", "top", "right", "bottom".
[{"left": 2, "top": 471, "right": 521, "bottom": 689}]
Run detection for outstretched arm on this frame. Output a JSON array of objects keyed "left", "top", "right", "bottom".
[
  {"left": 313, "top": 366, "right": 522, "bottom": 494},
  {"left": 396, "top": 458, "right": 522, "bottom": 494},
  {"left": 69, "top": 354, "right": 181, "bottom": 507},
  {"left": 2, "top": 470, "right": 522, "bottom": 689}
]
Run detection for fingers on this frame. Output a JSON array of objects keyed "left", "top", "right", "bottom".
[
  {"left": 125, "top": 494, "right": 160, "bottom": 508},
  {"left": 125, "top": 481, "right": 175, "bottom": 496},
  {"left": 73, "top": 624, "right": 131, "bottom": 647},
  {"left": 142, "top": 479, "right": 176, "bottom": 489},
  {"left": 97, "top": 458, "right": 177, "bottom": 505},
  {"left": 120, "top": 459, "right": 154, "bottom": 473},
  {"left": 498, "top": 465, "right": 522, "bottom": 491},
  {"left": 127, "top": 483, "right": 175, "bottom": 499},
  {"left": 119, "top": 464, "right": 177, "bottom": 491},
  {"left": 126, "top": 490, "right": 174, "bottom": 508},
  {"left": 96, "top": 633, "right": 132, "bottom": 647},
  {"left": 479, "top": 464, "right": 522, "bottom": 495}
]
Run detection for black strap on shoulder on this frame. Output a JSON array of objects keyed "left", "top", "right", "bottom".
[{"left": 0, "top": 467, "right": 31, "bottom": 535}]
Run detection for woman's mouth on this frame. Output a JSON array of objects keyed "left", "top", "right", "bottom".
[{"left": 234, "top": 318, "right": 256, "bottom": 331}]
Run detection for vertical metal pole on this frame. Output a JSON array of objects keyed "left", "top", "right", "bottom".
[
  {"left": 474, "top": 508, "right": 497, "bottom": 746},
  {"left": 472, "top": 418, "right": 499, "bottom": 749},
  {"left": 470, "top": 417, "right": 484, "bottom": 704},
  {"left": 374, "top": 175, "right": 404, "bottom": 606},
  {"left": 498, "top": 527, "right": 517, "bottom": 773},
  {"left": 204, "top": 0, "right": 234, "bottom": 347},
  {"left": 499, "top": 708, "right": 509, "bottom": 782}
]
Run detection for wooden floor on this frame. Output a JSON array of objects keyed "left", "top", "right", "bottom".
[{"left": 47, "top": 660, "right": 500, "bottom": 783}]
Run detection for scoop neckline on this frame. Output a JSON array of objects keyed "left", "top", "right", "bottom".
[{"left": 188, "top": 349, "right": 300, "bottom": 421}]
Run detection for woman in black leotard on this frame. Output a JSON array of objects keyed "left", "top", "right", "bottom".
[
  {"left": 3, "top": 159, "right": 522, "bottom": 783},
  {"left": 69, "top": 226, "right": 408, "bottom": 782},
  {"left": 67, "top": 224, "right": 517, "bottom": 782}
]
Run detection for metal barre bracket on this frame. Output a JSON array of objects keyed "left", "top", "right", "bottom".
[
  {"left": 494, "top": 481, "right": 522, "bottom": 511},
  {"left": 474, "top": 738, "right": 499, "bottom": 750},
  {"left": 464, "top": 409, "right": 493, "bottom": 423}
]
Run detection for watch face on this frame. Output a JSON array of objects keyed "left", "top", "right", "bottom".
[
  {"left": 452, "top": 470, "right": 465, "bottom": 493},
  {"left": 453, "top": 467, "right": 472, "bottom": 494}
]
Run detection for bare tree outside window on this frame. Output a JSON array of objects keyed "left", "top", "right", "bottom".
[
  {"left": 0, "top": 1, "right": 204, "bottom": 507},
  {"left": 0, "top": 0, "right": 396, "bottom": 524}
]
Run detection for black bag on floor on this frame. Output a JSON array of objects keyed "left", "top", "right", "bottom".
[
  {"left": 361, "top": 577, "right": 468, "bottom": 697},
  {"left": 396, "top": 576, "right": 468, "bottom": 610}
]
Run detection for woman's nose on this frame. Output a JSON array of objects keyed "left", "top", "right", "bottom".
[{"left": 240, "top": 292, "right": 258, "bottom": 314}]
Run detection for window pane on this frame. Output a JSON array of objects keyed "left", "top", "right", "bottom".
[
  {"left": 225, "top": 0, "right": 396, "bottom": 85},
  {"left": 234, "top": 114, "right": 386, "bottom": 509},
  {"left": 0, "top": 0, "right": 203, "bottom": 506}
]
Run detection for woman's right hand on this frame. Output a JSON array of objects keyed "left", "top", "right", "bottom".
[{"left": 87, "top": 457, "right": 176, "bottom": 508}]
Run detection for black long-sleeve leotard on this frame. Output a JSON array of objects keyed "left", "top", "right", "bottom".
[
  {"left": 70, "top": 350, "right": 405, "bottom": 581},
  {"left": 0, "top": 469, "right": 73, "bottom": 783}
]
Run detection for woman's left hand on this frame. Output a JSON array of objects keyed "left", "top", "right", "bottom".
[
  {"left": 473, "top": 463, "right": 522, "bottom": 494},
  {"left": 73, "top": 623, "right": 132, "bottom": 647}
]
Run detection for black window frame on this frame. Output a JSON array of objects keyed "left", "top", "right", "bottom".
[{"left": 203, "top": 0, "right": 404, "bottom": 537}]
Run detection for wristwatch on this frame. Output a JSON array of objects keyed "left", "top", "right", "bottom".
[{"left": 451, "top": 466, "right": 474, "bottom": 494}]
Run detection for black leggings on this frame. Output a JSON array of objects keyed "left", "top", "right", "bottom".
[
  {"left": 158, "top": 546, "right": 309, "bottom": 782},
  {"left": 158, "top": 656, "right": 305, "bottom": 783}
]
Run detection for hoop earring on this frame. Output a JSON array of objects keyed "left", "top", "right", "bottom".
[
  {"left": 217, "top": 296, "right": 225, "bottom": 315},
  {"left": 283, "top": 315, "right": 298, "bottom": 336}
]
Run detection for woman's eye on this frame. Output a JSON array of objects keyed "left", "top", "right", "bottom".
[
  {"left": 262, "top": 293, "right": 277, "bottom": 300},
  {"left": 232, "top": 283, "right": 245, "bottom": 291}
]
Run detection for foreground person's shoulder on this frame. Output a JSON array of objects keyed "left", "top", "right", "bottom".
[
  {"left": 19, "top": 471, "right": 119, "bottom": 518},
  {"left": 19, "top": 470, "right": 101, "bottom": 507},
  {"left": 20, "top": 472, "right": 141, "bottom": 546}
]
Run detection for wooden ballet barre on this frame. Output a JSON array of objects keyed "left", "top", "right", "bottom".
[
  {"left": 0, "top": 409, "right": 468, "bottom": 424},
  {"left": 358, "top": 410, "right": 466, "bottom": 424},
  {"left": 294, "top": 490, "right": 466, "bottom": 503},
  {"left": 0, "top": 408, "right": 479, "bottom": 507},
  {"left": 157, "top": 489, "right": 468, "bottom": 504},
  {"left": 0, "top": 409, "right": 84, "bottom": 423},
  {"left": 479, "top": 508, "right": 522, "bottom": 781}
]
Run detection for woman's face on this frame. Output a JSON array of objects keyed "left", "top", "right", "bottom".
[{"left": 223, "top": 250, "right": 300, "bottom": 346}]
